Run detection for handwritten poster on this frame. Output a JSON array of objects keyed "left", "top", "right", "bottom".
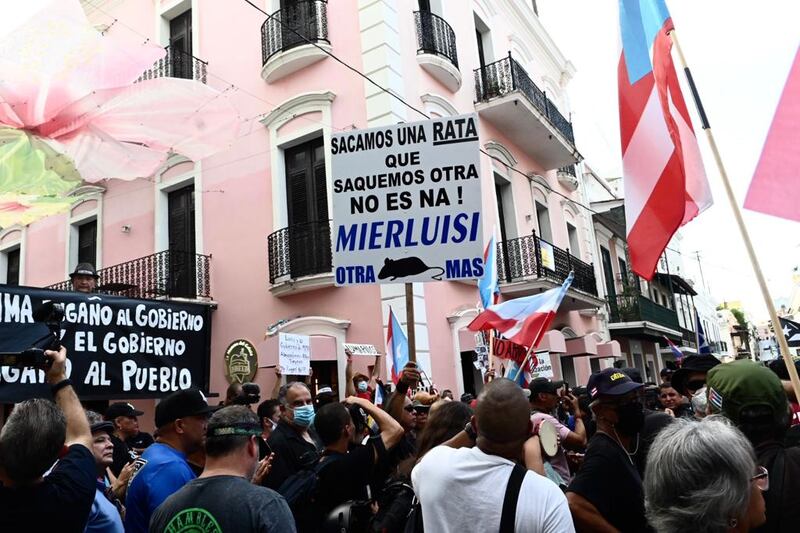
[{"left": 279, "top": 333, "right": 311, "bottom": 376}]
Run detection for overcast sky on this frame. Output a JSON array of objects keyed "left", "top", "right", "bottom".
[{"left": 539, "top": 0, "right": 800, "bottom": 322}]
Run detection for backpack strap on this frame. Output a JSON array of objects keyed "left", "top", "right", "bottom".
[{"left": 499, "top": 464, "right": 527, "bottom": 533}]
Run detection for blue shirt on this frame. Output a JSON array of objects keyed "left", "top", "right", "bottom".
[
  {"left": 124, "top": 443, "right": 195, "bottom": 533},
  {"left": 84, "top": 482, "right": 123, "bottom": 533}
]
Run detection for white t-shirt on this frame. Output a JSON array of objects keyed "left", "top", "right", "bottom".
[{"left": 411, "top": 446, "right": 575, "bottom": 533}]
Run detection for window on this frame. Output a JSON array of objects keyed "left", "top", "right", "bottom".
[
  {"left": 535, "top": 201, "right": 552, "bottom": 242},
  {"left": 77, "top": 220, "right": 97, "bottom": 267},
  {"left": 560, "top": 356, "right": 577, "bottom": 387},
  {"left": 566, "top": 222, "right": 580, "bottom": 256},
  {"left": 618, "top": 257, "right": 628, "bottom": 281},
  {"left": 4, "top": 248, "right": 20, "bottom": 286},
  {"left": 169, "top": 9, "right": 193, "bottom": 79},
  {"left": 600, "top": 247, "right": 615, "bottom": 299},
  {"left": 168, "top": 185, "right": 196, "bottom": 297}
]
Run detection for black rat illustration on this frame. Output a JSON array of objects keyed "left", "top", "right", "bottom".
[{"left": 377, "top": 257, "right": 445, "bottom": 281}]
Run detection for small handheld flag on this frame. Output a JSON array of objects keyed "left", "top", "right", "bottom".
[
  {"left": 468, "top": 273, "right": 573, "bottom": 349},
  {"left": 780, "top": 317, "right": 800, "bottom": 348},
  {"left": 663, "top": 335, "right": 684, "bottom": 362},
  {"left": 478, "top": 234, "right": 500, "bottom": 309},
  {"left": 387, "top": 306, "right": 409, "bottom": 384}
]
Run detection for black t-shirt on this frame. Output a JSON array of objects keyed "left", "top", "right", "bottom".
[
  {"left": 125, "top": 432, "right": 154, "bottom": 452},
  {"left": 109, "top": 434, "right": 137, "bottom": 477},
  {"left": 753, "top": 442, "right": 800, "bottom": 533},
  {"left": 568, "top": 432, "right": 649, "bottom": 533},
  {"left": 316, "top": 437, "right": 387, "bottom": 517},
  {"left": 0, "top": 444, "right": 97, "bottom": 533},
  {"left": 264, "top": 420, "right": 321, "bottom": 490},
  {"left": 149, "top": 475, "right": 296, "bottom": 533}
]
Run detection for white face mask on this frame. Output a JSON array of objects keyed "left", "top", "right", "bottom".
[{"left": 270, "top": 419, "right": 278, "bottom": 430}]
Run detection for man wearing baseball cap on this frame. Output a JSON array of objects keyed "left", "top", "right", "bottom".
[
  {"left": 528, "top": 378, "right": 586, "bottom": 487},
  {"left": 670, "top": 354, "right": 721, "bottom": 400},
  {"left": 104, "top": 402, "right": 143, "bottom": 477},
  {"left": 567, "top": 368, "right": 648, "bottom": 532},
  {"left": 124, "top": 388, "right": 218, "bottom": 533},
  {"left": 707, "top": 360, "right": 800, "bottom": 532},
  {"left": 70, "top": 262, "right": 99, "bottom": 293}
]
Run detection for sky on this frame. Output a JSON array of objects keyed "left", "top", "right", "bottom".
[{"left": 539, "top": 0, "right": 800, "bottom": 322}]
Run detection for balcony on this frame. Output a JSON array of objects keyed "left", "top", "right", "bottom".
[
  {"left": 260, "top": 0, "right": 330, "bottom": 83},
  {"left": 414, "top": 11, "right": 460, "bottom": 92},
  {"left": 557, "top": 165, "right": 579, "bottom": 191},
  {"left": 608, "top": 293, "right": 682, "bottom": 340},
  {"left": 138, "top": 45, "right": 207, "bottom": 83},
  {"left": 267, "top": 220, "right": 333, "bottom": 296},
  {"left": 496, "top": 232, "right": 601, "bottom": 310},
  {"left": 681, "top": 327, "right": 698, "bottom": 349},
  {"left": 47, "top": 251, "right": 211, "bottom": 300},
  {"left": 474, "top": 53, "right": 579, "bottom": 170}
]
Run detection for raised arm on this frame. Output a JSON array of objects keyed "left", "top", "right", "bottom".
[
  {"left": 345, "top": 350, "right": 356, "bottom": 397},
  {"left": 46, "top": 347, "right": 92, "bottom": 449},
  {"left": 345, "top": 396, "right": 403, "bottom": 454}
]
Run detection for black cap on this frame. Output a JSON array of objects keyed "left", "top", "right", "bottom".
[
  {"left": 619, "top": 367, "right": 643, "bottom": 384},
  {"left": 671, "top": 355, "right": 720, "bottom": 395},
  {"left": 105, "top": 402, "right": 144, "bottom": 420},
  {"left": 528, "top": 377, "right": 566, "bottom": 397},
  {"left": 587, "top": 368, "right": 644, "bottom": 400},
  {"left": 90, "top": 421, "right": 114, "bottom": 435},
  {"left": 69, "top": 262, "right": 99, "bottom": 279},
  {"left": 155, "top": 388, "right": 218, "bottom": 428}
]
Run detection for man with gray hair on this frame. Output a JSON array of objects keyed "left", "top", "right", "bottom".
[
  {"left": 0, "top": 346, "right": 96, "bottom": 531},
  {"left": 644, "top": 416, "right": 767, "bottom": 532},
  {"left": 263, "top": 381, "right": 321, "bottom": 489},
  {"left": 150, "top": 406, "right": 295, "bottom": 532}
]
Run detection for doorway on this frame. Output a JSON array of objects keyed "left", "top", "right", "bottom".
[
  {"left": 460, "top": 351, "right": 482, "bottom": 397},
  {"left": 167, "top": 184, "right": 196, "bottom": 297},
  {"left": 169, "top": 10, "right": 193, "bottom": 79}
]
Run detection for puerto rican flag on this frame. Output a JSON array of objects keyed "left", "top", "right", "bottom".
[
  {"left": 663, "top": 335, "right": 683, "bottom": 362},
  {"left": 468, "top": 273, "right": 573, "bottom": 349},
  {"left": 618, "top": 0, "right": 712, "bottom": 279},
  {"left": 387, "top": 306, "right": 409, "bottom": 384},
  {"left": 478, "top": 233, "right": 500, "bottom": 309}
]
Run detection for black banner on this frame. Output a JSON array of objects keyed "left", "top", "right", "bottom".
[{"left": 0, "top": 285, "right": 212, "bottom": 402}]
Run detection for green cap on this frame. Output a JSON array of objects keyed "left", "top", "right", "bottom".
[{"left": 705, "top": 359, "right": 787, "bottom": 425}]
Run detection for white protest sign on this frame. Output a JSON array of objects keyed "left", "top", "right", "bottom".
[
  {"left": 343, "top": 343, "right": 379, "bottom": 356},
  {"left": 331, "top": 113, "right": 483, "bottom": 285},
  {"left": 530, "top": 351, "right": 554, "bottom": 379},
  {"left": 278, "top": 333, "right": 311, "bottom": 376}
]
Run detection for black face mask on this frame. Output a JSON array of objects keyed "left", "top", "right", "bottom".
[{"left": 615, "top": 401, "right": 644, "bottom": 435}]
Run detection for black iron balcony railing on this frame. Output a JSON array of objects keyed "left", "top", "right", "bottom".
[
  {"left": 681, "top": 327, "right": 698, "bottom": 349},
  {"left": 558, "top": 164, "right": 576, "bottom": 177},
  {"left": 47, "top": 251, "right": 211, "bottom": 300},
  {"left": 267, "top": 220, "right": 332, "bottom": 284},
  {"left": 608, "top": 293, "right": 681, "bottom": 331},
  {"left": 496, "top": 232, "right": 597, "bottom": 296},
  {"left": 138, "top": 45, "right": 208, "bottom": 83},
  {"left": 413, "top": 10, "right": 458, "bottom": 69},
  {"left": 261, "top": 0, "right": 329, "bottom": 65},
  {"left": 474, "top": 53, "right": 575, "bottom": 144}
]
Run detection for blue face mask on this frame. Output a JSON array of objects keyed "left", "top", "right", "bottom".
[
  {"left": 357, "top": 381, "right": 368, "bottom": 393},
  {"left": 291, "top": 404, "right": 315, "bottom": 428}
]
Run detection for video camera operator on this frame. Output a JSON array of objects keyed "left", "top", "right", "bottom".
[
  {"left": 0, "top": 346, "right": 97, "bottom": 532},
  {"left": 224, "top": 382, "right": 261, "bottom": 408}
]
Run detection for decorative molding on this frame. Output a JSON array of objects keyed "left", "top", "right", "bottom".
[
  {"left": 269, "top": 272, "right": 335, "bottom": 297},
  {"left": 68, "top": 184, "right": 106, "bottom": 198},
  {"left": 260, "top": 42, "right": 332, "bottom": 84},
  {"left": 528, "top": 173, "right": 551, "bottom": 192},
  {"left": 484, "top": 140, "right": 518, "bottom": 168},
  {"left": 420, "top": 93, "right": 460, "bottom": 117},
  {"left": 271, "top": 315, "right": 351, "bottom": 334},
  {"left": 446, "top": 304, "right": 479, "bottom": 324},
  {"left": 260, "top": 91, "right": 336, "bottom": 129}
]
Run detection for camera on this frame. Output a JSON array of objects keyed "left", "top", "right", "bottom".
[
  {"left": 231, "top": 382, "right": 261, "bottom": 406},
  {"left": 0, "top": 301, "right": 64, "bottom": 367}
]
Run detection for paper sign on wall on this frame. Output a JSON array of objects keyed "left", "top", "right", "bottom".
[
  {"left": 279, "top": 333, "right": 311, "bottom": 376},
  {"left": 331, "top": 113, "right": 483, "bottom": 285},
  {"left": 343, "top": 343, "right": 379, "bottom": 356},
  {"left": 540, "top": 241, "right": 556, "bottom": 271},
  {"left": 530, "top": 351, "right": 554, "bottom": 379}
]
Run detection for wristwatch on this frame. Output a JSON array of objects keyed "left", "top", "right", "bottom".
[{"left": 464, "top": 422, "right": 477, "bottom": 441}]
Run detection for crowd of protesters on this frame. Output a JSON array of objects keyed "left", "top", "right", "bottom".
[{"left": 1, "top": 345, "right": 800, "bottom": 532}]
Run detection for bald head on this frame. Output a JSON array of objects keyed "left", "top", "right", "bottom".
[{"left": 475, "top": 379, "right": 531, "bottom": 444}]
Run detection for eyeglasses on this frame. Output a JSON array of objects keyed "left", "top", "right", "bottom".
[
  {"left": 751, "top": 466, "right": 769, "bottom": 491},
  {"left": 686, "top": 379, "right": 706, "bottom": 392}
]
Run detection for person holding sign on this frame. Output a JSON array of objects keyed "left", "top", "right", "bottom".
[{"left": 344, "top": 348, "right": 382, "bottom": 400}]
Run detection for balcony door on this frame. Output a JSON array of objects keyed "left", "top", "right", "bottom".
[
  {"left": 285, "top": 137, "right": 330, "bottom": 278},
  {"left": 168, "top": 185, "right": 196, "bottom": 297},
  {"left": 77, "top": 220, "right": 97, "bottom": 267},
  {"left": 280, "top": 0, "right": 311, "bottom": 51},
  {"left": 169, "top": 10, "right": 193, "bottom": 79}
]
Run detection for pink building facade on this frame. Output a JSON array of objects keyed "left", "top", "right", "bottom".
[{"left": 1, "top": 0, "right": 621, "bottom": 425}]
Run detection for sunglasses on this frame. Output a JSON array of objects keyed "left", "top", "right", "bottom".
[
  {"left": 686, "top": 379, "right": 706, "bottom": 392},
  {"left": 403, "top": 405, "right": 415, "bottom": 413},
  {"left": 751, "top": 466, "right": 769, "bottom": 492}
]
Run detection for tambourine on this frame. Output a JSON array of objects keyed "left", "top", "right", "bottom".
[{"left": 535, "top": 419, "right": 559, "bottom": 458}]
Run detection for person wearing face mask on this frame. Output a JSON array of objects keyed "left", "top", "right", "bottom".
[
  {"left": 345, "top": 349, "right": 382, "bottom": 401},
  {"left": 567, "top": 368, "right": 650, "bottom": 532},
  {"left": 264, "top": 382, "right": 322, "bottom": 490},
  {"left": 311, "top": 397, "right": 403, "bottom": 531},
  {"left": 257, "top": 399, "right": 281, "bottom": 442}
]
